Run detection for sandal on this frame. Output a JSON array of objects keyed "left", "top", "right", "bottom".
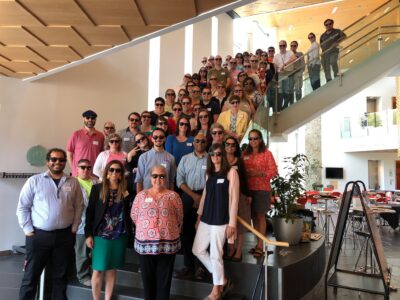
[
  {"left": 253, "top": 248, "right": 265, "bottom": 257},
  {"left": 221, "top": 278, "right": 234, "bottom": 298}
]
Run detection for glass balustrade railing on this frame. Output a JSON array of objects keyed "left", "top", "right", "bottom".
[
  {"left": 266, "top": 1, "right": 400, "bottom": 115},
  {"left": 340, "top": 109, "right": 399, "bottom": 139}
]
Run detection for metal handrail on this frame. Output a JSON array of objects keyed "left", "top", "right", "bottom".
[{"left": 237, "top": 216, "right": 289, "bottom": 247}]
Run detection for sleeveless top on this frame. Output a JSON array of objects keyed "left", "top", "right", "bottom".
[{"left": 201, "top": 172, "right": 230, "bottom": 225}]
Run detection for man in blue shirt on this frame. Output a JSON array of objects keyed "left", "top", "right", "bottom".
[{"left": 16, "top": 148, "right": 83, "bottom": 300}]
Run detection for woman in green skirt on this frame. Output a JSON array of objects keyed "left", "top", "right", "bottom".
[{"left": 85, "top": 160, "right": 132, "bottom": 300}]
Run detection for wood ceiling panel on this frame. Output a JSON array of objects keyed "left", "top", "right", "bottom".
[
  {"left": 0, "top": 46, "right": 47, "bottom": 61},
  {"left": 0, "top": 27, "right": 45, "bottom": 46},
  {"left": 77, "top": 0, "right": 145, "bottom": 26},
  {"left": 27, "top": 26, "right": 89, "bottom": 46},
  {"left": 19, "top": 0, "right": 93, "bottom": 26},
  {"left": 123, "top": 25, "right": 166, "bottom": 40},
  {"left": 136, "top": 0, "right": 197, "bottom": 26},
  {"left": 0, "top": 1, "right": 44, "bottom": 26},
  {"left": 72, "top": 45, "right": 111, "bottom": 57},
  {"left": 0, "top": 66, "right": 34, "bottom": 78},
  {"left": 33, "top": 60, "right": 70, "bottom": 71},
  {"left": 0, "top": 59, "right": 44, "bottom": 73},
  {"left": 75, "top": 26, "right": 130, "bottom": 45},
  {"left": 196, "top": 0, "right": 235, "bottom": 14},
  {"left": 30, "top": 46, "right": 82, "bottom": 61}
]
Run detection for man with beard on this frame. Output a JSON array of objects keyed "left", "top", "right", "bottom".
[
  {"left": 16, "top": 148, "right": 84, "bottom": 300},
  {"left": 67, "top": 110, "right": 104, "bottom": 177}
]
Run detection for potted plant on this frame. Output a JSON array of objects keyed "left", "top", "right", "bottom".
[{"left": 271, "top": 154, "right": 308, "bottom": 245}]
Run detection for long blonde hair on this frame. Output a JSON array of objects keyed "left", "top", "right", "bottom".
[{"left": 100, "top": 160, "right": 127, "bottom": 203}]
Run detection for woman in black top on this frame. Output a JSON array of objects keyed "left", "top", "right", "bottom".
[{"left": 193, "top": 143, "right": 239, "bottom": 300}]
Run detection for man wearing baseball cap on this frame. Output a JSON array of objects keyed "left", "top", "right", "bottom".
[{"left": 67, "top": 110, "right": 104, "bottom": 177}]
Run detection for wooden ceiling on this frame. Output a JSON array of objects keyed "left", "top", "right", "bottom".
[{"left": 0, "top": 0, "right": 237, "bottom": 79}]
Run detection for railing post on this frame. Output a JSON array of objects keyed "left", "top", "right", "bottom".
[
  {"left": 378, "top": 27, "right": 383, "bottom": 51},
  {"left": 39, "top": 269, "right": 45, "bottom": 300},
  {"left": 263, "top": 240, "right": 268, "bottom": 300}
]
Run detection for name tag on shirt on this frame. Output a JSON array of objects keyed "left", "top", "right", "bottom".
[
  {"left": 217, "top": 179, "right": 225, "bottom": 184},
  {"left": 63, "top": 186, "right": 72, "bottom": 192},
  {"left": 161, "top": 163, "right": 167, "bottom": 168},
  {"left": 244, "top": 156, "right": 250, "bottom": 160},
  {"left": 232, "top": 166, "right": 238, "bottom": 170},
  {"left": 145, "top": 197, "right": 153, "bottom": 203},
  {"left": 93, "top": 141, "right": 99, "bottom": 145},
  {"left": 207, "top": 108, "right": 212, "bottom": 111},
  {"left": 124, "top": 137, "right": 130, "bottom": 141},
  {"left": 186, "top": 143, "right": 192, "bottom": 146},
  {"left": 201, "top": 165, "right": 207, "bottom": 170}
]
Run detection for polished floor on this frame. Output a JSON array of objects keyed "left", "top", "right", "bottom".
[{"left": 1, "top": 225, "right": 399, "bottom": 300}]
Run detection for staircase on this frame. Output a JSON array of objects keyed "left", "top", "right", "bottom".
[{"left": 262, "top": 0, "right": 400, "bottom": 139}]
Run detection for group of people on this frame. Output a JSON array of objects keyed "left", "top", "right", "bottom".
[{"left": 14, "top": 18, "right": 345, "bottom": 300}]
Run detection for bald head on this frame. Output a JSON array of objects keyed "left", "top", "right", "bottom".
[{"left": 194, "top": 132, "right": 207, "bottom": 153}]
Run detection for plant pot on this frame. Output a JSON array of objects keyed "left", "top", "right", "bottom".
[{"left": 272, "top": 217, "right": 303, "bottom": 245}]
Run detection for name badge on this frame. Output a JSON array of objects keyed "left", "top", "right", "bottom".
[
  {"left": 186, "top": 143, "right": 192, "bottom": 146},
  {"left": 207, "top": 108, "right": 212, "bottom": 111},
  {"left": 124, "top": 137, "right": 130, "bottom": 141},
  {"left": 161, "top": 163, "right": 167, "bottom": 168},
  {"left": 63, "top": 186, "right": 72, "bottom": 192},
  {"left": 145, "top": 198, "right": 153, "bottom": 203},
  {"left": 232, "top": 165, "right": 238, "bottom": 170},
  {"left": 93, "top": 141, "right": 99, "bottom": 145},
  {"left": 217, "top": 179, "right": 225, "bottom": 184},
  {"left": 221, "top": 72, "right": 226, "bottom": 75},
  {"left": 244, "top": 156, "right": 250, "bottom": 160},
  {"left": 201, "top": 165, "right": 207, "bottom": 170}
]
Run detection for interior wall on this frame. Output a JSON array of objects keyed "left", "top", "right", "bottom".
[
  {"left": 0, "top": 42, "right": 150, "bottom": 251},
  {"left": 192, "top": 18, "right": 212, "bottom": 72},
  {"left": 217, "top": 13, "right": 234, "bottom": 57}
]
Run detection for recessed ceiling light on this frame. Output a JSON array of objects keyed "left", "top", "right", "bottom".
[
  {"left": 349, "top": 59, "right": 354, "bottom": 64},
  {"left": 332, "top": 7, "right": 338, "bottom": 14},
  {"left": 346, "top": 49, "right": 351, "bottom": 54},
  {"left": 384, "top": 7, "right": 391, "bottom": 14},
  {"left": 384, "top": 37, "right": 390, "bottom": 42},
  {"left": 289, "top": 25, "right": 293, "bottom": 30}
]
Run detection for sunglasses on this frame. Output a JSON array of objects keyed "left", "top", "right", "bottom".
[
  {"left": 155, "top": 103, "right": 164, "bottom": 107},
  {"left": 212, "top": 131, "right": 223, "bottom": 135},
  {"left": 208, "top": 58, "right": 214, "bottom": 61},
  {"left": 217, "top": 86, "right": 224, "bottom": 88},
  {"left": 230, "top": 101, "right": 239, "bottom": 105},
  {"left": 129, "top": 118, "right": 140, "bottom": 122},
  {"left": 325, "top": 22, "right": 333, "bottom": 26},
  {"left": 206, "top": 66, "right": 212, "bottom": 69},
  {"left": 194, "top": 139, "right": 207, "bottom": 144},
  {"left": 199, "top": 114, "right": 208, "bottom": 119},
  {"left": 193, "top": 107, "right": 200, "bottom": 111},
  {"left": 78, "top": 165, "right": 92, "bottom": 170},
  {"left": 202, "top": 92, "right": 211, "bottom": 95},
  {"left": 268, "top": 50, "right": 275, "bottom": 52},
  {"left": 244, "top": 65, "right": 251, "bottom": 68},
  {"left": 249, "top": 137, "right": 259, "bottom": 141},
  {"left": 225, "top": 142, "right": 236, "bottom": 147},
  {"left": 85, "top": 116, "right": 96, "bottom": 120},
  {"left": 308, "top": 36, "right": 315, "bottom": 39},
  {"left": 179, "top": 122, "right": 189, "bottom": 127},
  {"left": 166, "top": 93, "right": 175, "bottom": 96},
  {"left": 184, "top": 75, "right": 192, "bottom": 79},
  {"left": 142, "top": 115, "right": 151, "bottom": 119},
  {"left": 202, "top": 60, "right": 207, "bottom": 63},
  {"left": 209, "top": 151, "right": 222, "bottom": 157},
  {"left": 104, "top": 126, "right": 114, "bottom": 130},
  {"left": 179, "top": 93, "right": 186, "bottom": 97},
  {"left": 182, "top": 102, "right": 191, "bottom": 105},
  {"left": 290, "top": 44, "right": 297, "bottom": 47},
  {"left": 250, "top": 60, "right": 258, "bottom": 62},
  {"left": 49, "top": 157, "right": 66, "bottom": 163},
  {"left": 229, "top": 62, "right": 237, "bottom": 64},
  {"left": 193, "top": 90, "right": 201, "bottom": 93},
  {"left": 244, "top": 82, "right": 253, "bottom": 86},
  {"left": 234, "top": 90, "right": 243, "bottom": 93},
  {"left": 279, "top": 45, "right": 286, "bottom": 47},
  {"left": 109, "top": 167, "right": 122, "bottom": 173},
  {"left": 109, "top": 140, "right": 120, "bottom": 144},
  {"left": 136, "top": 136, "right": 146, "bottom": 143},
  {"left": 173, "top": 108, "right": 182, "bottom": 111},
  {"left": 153, "top": 135, "right": 165, "bottom": 140},
  {"left": 158, "top": 122, "right": 167, "bottom": 126},
  {"left": 209, "top": 78, "right": 217, "bottom": 81},
  {"left": 215, "top": 58, "right": 222, "bottom": 61},
  {"left": 187, "top": 84, "right": 195, "bottom": 87},
  {"left": 151, "top": 174, "right": 166, "bottom": 179},
  {"left": 239, "top": 74, "right": 247, "bottom": 77},
  {"left": 261, "top": 54, "right": 267, "bottom": 56}
]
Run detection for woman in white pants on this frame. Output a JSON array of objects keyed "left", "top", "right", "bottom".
[{"left": 193, "top": 143, "right": 239, "bottom": 300}]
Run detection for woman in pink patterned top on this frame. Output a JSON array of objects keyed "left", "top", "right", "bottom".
[
  {"left": 242, "top": 129, "right": 277, "bottom": 257},
  {"left": 130, "top": 165, "right": 183, "bottom": 300}
]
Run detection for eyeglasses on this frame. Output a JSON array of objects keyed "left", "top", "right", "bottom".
[
  {"left": 151, "top": 174, "right": 166, "bottom": 179},
  {"left": 194, "top": 139, "right": 207, "bottom": 144},
  {"left": 153, "top": 135, "right": 165, "bottom": 140},
  {"left": 324, "top": 22, "right": 333, "bottom": 26},
  {"left": 209, "top": 151, "right": 222, "bottom": 157},
  {"left": 202, "top": 92, "right": 211, "bottom": 95},
  {"left": 108, "top": 167, "right": 122, "bottom": 173},
  {"left": 173, "top": 108, "right": 182, "bottom": 111},
  {"left": 85, "top": 116, "right": 96, "bottom": 120},
  {"left": 78, "top": 165, "right": 92, "bottom": 170},
  {"left": 225, "top": 142, "right": 236, "bottom": 147},
  {"left": 211, "top": 131, "right": 223, "bottom": 135},
  {"left": 104, "top": 126, "right": 115, "bottom": 130},
  {"left": 193, "top": 90, "right": 201, "bottom": 94},
  {"left": 166, "top": 93, "right": 175, "bottom": 96},
  {"left": 182, "top": 102, "right": 191, "bottom": 105},
  {"left": 209, "top": 78, "right": 217, "bottom": 81},
  {"left": 249, "top": 137, "right": 260, "bottom": 141},
  {"left": 179, "top": 122, "right": 189, "bottom": 127},
  {"left": 142, "top": 115, "right": 151, "bottom": 119},
  {"left": 244, "top": 65, "right": 251, "bottom": 68},
  {"left": 109, "top": 140, "right": 120, "bottom": 144},
  {"left": 49, "top": 157, "right": 67, "bottom": 163},
  {"left": 158, "top": 122, "right": 167, "bottom": 126},
  {"left": 234, "top": 90, "right": 243, "bottom": 93},
  {"left": 230, "top": 101, "right": 239, "bottom": 105},
  {"left": 129, "top": 118, "right": 140, "bottom": 122},
  {"left": 199, "top": 114, "right": 208, "bottom": 119},
  {"left": 136, "top": 136, "right": 146, "bottom": 143},
  {"left": 279, "top": 44, "right": 286, "bottom": 48},
  {"left": 155, "top": 103, "right": 164, "bottom": 107}
]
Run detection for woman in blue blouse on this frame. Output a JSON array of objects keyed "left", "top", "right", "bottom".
[
  {"left": 85, "top": 160, "right": 132, "bottom": 300},
  {"left": 165, "top": 116, "right": 194, "bottom": 166}
]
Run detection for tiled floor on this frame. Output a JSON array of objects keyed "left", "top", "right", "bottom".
[{"left": 1, "top": 225, "right": 399, "bottom": 299}]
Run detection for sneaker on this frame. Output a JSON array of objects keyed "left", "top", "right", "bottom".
[
  {"left": 195, "top": 267, "right": 207, "bottom": 281},
  {"left": 79, "top": 278, "right": 91, "bottom": 287},
  {"left": 174, "top": 267, "right": 194, "bottom": 279}
]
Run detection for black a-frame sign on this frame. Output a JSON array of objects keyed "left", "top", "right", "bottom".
[{"left": 325, "top": 180, "right": 391, "bottom": 300}]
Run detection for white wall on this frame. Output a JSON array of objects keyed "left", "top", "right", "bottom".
[
  {"left": 217, "top": 14, "right": 233, "bottom": 57},
  {"left": 192, "top": 19, "right": 212, "bottom": 72}
]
